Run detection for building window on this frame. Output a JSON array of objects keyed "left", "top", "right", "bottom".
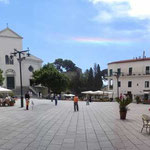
[
  {"left": 118, "top": 81, "right": 121, "bottom": 87},
  {"left": 109, "top": 69, "right": 113, "bottom": 76},
  {"left": 146, "top": 66, "right": 150, "bottom": 74},
  {"left": 117, "top": 68, "right": 121, "bottom": 75},
  {"left": 28, "top": 66, "right": 34, "bottom": 72},
  {"left": 128, "top": 81, "right": 132, "bottom": 87},
  {"left": 109, "top": 79, "right": 113, "bottom": 89},
  {"left": 5, "top": 55, "right": 9, "bottom": 64},
  {"left": 5, "top": 55, "right": 14, "bottom": 65},
  {"left": 129, "top": 67, "right": 132, "bottom": 75},
  {"left": 10, "top": 58, "right": 14, "bottom": 64},
  {"left": 145, "top": 81, "right": 149, "bottom": 88}
]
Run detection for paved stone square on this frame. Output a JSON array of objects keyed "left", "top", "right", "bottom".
[{"left": 0, "top": 99, "right": 150, "bottom": 150}]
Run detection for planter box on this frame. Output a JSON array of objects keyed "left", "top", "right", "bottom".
[{"left": 120, "top": 111, "right": 127, "bottom": 120}]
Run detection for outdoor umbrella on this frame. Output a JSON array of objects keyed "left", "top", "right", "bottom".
[
  {"left": 81, "top": 91, "right": 94, "bottom": 95},
  {"left": 92, "top": 90, "right": 104, "bottom": 95},
  {"left": 0, "top": 87, "right": 12, "bottom": 93},
  {"left": 63, "top": 94, "right": 75, "bottom": 97}
]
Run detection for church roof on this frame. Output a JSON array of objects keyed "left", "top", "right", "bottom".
[
  {"left": 26, "top": 54, "right": 43, "bottom": 63},
  {"left": 0, "top": 27, "right": 23, "bottom": 39}
]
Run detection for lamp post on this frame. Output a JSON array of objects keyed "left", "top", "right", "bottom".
[{"left": 10, "top": 48, "right": 30, "bottom": 107}]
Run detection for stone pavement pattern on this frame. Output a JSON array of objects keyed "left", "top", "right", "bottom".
[{"left": 0, "top": 99, "right": 150, "bottom": 150}]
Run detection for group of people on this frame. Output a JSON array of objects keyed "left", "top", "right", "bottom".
[
  {"left": 53, "top": 94, "right": 79, "bottom": 111},
  {"left": 25, "top": 91, "right": 89, "bottom": 112},
  {"left": 0, "top": 95, "right": 15, "bottom": 106}
]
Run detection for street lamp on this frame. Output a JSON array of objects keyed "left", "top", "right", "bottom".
[{"left": 10, "top": 48, "right": 30, "bottom": 107}]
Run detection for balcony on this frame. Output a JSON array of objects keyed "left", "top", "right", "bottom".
[{"left": 107, "top": 72, "right": 150, "bottom": 78}]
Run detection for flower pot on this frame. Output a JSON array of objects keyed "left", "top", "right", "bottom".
[
  {"left": 120, "top": 110, "right": 127, "bottom": 120},
  {"left": 9, "top": 101, "right": 15, "bottom": 106}
]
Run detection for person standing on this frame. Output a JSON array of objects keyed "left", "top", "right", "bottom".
[
  {"left": 74, "top": 95, "right": 79, "bottom": 111},
  {"left": 86, "top": 96, "right": 90, "bottom": 105},
  {"left": 55, "top": 94, "right": 58, "bottom": 106},
  {"left": 25, "top": 91, "right": 30, "bottom": 110}
]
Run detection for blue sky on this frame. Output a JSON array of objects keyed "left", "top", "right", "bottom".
[{"left": 1, "top": 0, "right": 150, "bottom": 71}]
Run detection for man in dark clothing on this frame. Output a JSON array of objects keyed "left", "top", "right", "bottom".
[
  {"left": 25, "top": 91, "right": 30, "bottom": 110},
  {"left": 55, "top": 95, "right": 58, "bottom": 106}
]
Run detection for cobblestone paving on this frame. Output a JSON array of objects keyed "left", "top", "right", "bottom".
[{"left": 0, "top": 99, "right": 150, "bottom": 150}]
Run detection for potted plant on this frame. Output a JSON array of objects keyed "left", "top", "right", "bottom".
[
  {"left": 116, "top": 97, "right": 132, "bottom": 120},
  {"left": 9, "top": 98, "right": 15, "bottom": 106},
  {"left": 135, "top": 96, "right": 141, "bottom": 104}
]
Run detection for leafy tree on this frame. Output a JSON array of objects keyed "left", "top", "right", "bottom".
[
  {"left": 63, "top": 59, "right": 77, "bottom": 72},
  {"left": 101, "top": 69, "right": 108, "bottom": 81},
  {"left": 53, "top": 58, "right": 63, "bottom": 72},
  {"left": 33, "top": 63, "right": 69, "bottom": 95},
  {"left": 0, "top": 69, "right": 4, "bottom": 86},
  {"left": 53, "top": 58, "right": 77, "bottom": 72}
]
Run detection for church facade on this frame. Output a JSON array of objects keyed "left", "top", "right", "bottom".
[{"left": 0, "top": 27, "right": 43, "bottom": 92}]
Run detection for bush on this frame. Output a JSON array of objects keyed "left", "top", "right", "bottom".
[{"left": 135, "top": 96, "right": 141, "bottom": 104}]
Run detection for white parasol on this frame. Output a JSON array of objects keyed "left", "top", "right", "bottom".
[
  {"left": 0, "top": 87, "right": 12, "bottom": 93},
  {"left": 81, "top": 91, "right": 94, "bottom": 95}
]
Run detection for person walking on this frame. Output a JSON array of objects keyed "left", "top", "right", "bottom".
[
  {"left": 86, "top": 96, "right": 90, "bottom": 105},
  {"left": 55, "top": 94, "right": 58, "bottom": 106},
  {"left": 74, "top": 95, "right": 79, "bottom": 111},
  {"left": 25, "top": 91, "right": 30, "bottom": 110}
]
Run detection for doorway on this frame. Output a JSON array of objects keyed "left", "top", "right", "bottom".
[{"left": 7, "top": 76, "right": 15, "bottom": 89}]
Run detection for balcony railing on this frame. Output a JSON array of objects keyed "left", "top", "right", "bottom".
[{"left": 107, "top": 72, "right": 150, "bottom": 78}]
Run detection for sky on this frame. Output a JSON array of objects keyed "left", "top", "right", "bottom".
[{"left": 1, "top": 0, "right": 150, "bottom": 72}]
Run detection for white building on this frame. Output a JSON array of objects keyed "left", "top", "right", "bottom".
[
  {"left": 0, "top": 27, "right": 43, "bottom": 93},
  {"left": 108, "top": 57, "right": 150, "bottom": 100}
]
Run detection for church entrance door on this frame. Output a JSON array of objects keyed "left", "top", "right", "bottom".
[{"left": 7, "top": 76, "right": 15, "bottom": 89}]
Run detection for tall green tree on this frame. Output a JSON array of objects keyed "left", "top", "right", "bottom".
[
  {"left": 94, "top": 64, "right": 103, "bottom": 90},
  {"left": 87, "top": 67, "right": 94, "bottom": 90},
  {"left": 33, "top": 63, "right": 69, "bottom": 95},
  {"left": 0, "top": 69, "right": 4, "bottom": 86}
]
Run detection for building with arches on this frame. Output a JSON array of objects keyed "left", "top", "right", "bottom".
[{"left": 0, "top": 27, "right": 43, "bottom": 94}]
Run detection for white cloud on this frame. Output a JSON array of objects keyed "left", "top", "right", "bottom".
[
  {"left": 93, "top": 11, "right": 113, "bottom": 23},
  {"left": 89, "top": 0, "right": 150, "bottom": 19},
  {"left": 0, "top": 0, "right": 9, "bottom": 4},
  {"left": 89, "top": 0, "right": 127, "bottom": 4},
  {"left": 129, "top": 0, "right": 150, "bottom": 19}
]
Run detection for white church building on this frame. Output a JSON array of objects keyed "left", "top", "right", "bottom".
[
  {"left": 108, "top": 56, "right": 150, "bottom": 100},
  {"left": 0, "top": 27, "right": 43, "bottom": 94}
]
